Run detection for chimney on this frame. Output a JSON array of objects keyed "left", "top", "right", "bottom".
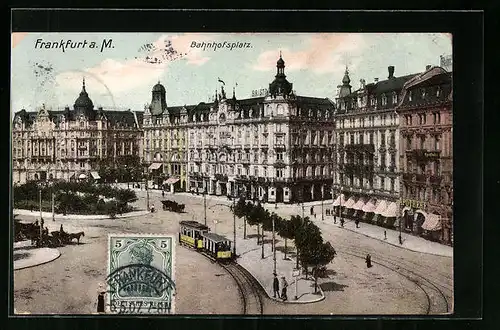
[
  {"left": 426, "top": 65, "right": 432, "bottom": 71},
  {"left": 388, "top": 66, "right": 395, "bottom": 79},
  {"left": 374, "top": 78, "right": 379, "bottom": 83}
]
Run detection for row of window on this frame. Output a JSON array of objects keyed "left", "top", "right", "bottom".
[{"left": 403, "top": 112, "right": 442, "bottom": 126}]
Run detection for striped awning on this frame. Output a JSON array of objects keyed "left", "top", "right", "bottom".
[
  {"left": 149, "top": 163, "right": 162, "bottom": 170},
  {"left": 344, "top": 197, "right": 356, "bottom": 209},
  {"left": 352, "top": 197, "right": 367, "bottom": 211},
  {"left": 332, "top": 194, "right": 346, "bottom": 207},
  {"left": 165, "top": 177, "right": 180, "bottom": 184},
  {"left": 373, "top": 200, "right": 388, "bottom": 215},
  {"left": 421, "top": 213, "right": 442, "bottom": 231},
  {"left": 362, "top": 198, "right": 377, "bottom": 213},
  {"left": 381, "top": 202, "right": 398, "bottom": 218},
  {"left": 90, "top": 171, "right": 101, "bottom": 179}
]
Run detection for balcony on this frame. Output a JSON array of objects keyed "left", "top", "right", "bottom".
[
  {"left": 430, "top": 175, "right": 443, "bottom": 185},
  {"left": 402, "top": 173, "right": 414, "bottom": 182},
  {"left": 214, "top": 173, "right": 228, "bottom": 182},
  {"left": 274, "top": 159, "right": 286, "bottom": 167},
  {"left": 274, "top": 143, "right": 286, "bottom": 150},
  {"left": 406, "top": 149, "right": 441, "bottom": 161},
  {"left": 344, "top": 144, "right": 375, "bottom": 154},
  {"left": 416, "top": 173, "right": 427, "bottom": 184}
]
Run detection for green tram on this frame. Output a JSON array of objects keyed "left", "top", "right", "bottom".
[{"left": 178, "top": 220, "right": 233, "bottom": 261}]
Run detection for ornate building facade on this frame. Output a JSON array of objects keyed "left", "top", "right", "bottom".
[
  {"left": 397, "top": 67, "right": 453, "bottom": 245},
  {"left": 143, "top": 55, "right": 336, "bottom": 202},
  {"left": 332, "top": 66, "right": 417, "bottom": 228},
  {"left": 12, "top": 80, "right": 143, "bottom": 184}
]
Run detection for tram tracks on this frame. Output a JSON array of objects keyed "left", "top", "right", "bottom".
[
  {"left": 182, "top": 245, "right": 264, "bottom": 315},
  {"left": 220, "top": 262, "right": 264, "bottom": 315},
  {"left": 338, "top": 248, "right": 451, "bottom": 314}
]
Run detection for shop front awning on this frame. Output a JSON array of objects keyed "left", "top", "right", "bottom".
[
  {"left": 90, "top": 171, "right": 101, "bottom": 179},
  {"left": 352, "top": 197, "right": 367, "bottom": 211},
  {"left": 332, "top": 194, "right": 346, "bottom": 207},
  {"left": 401, "top": 206, "right": 412, "bottom": 215},
  {"left": 373, "top": 200, "right": 388, "bottom": 215},
  {"left": 165, "top": 177, "right": 180, "bottom": 184},
  {"left": 148, "top": 163, "right": 162, "bottom": 170},
  {"left": 421, "top": 213, "right": 442, "bottom": 231},
  {"left": 344, "top": 197, "right": 356, "bottom": 209},
  {"left": 381, "top": 202, "right": 398, "bottom": 218},
  {"left": 78, "top": 173, "right": 87, "bottom": 179},
  {"left": 362, "top": 198, "right": 377, "bottom": 213}
]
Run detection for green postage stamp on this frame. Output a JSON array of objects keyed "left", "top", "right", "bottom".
[{"left": 106, "top": 234, "right": 176, "bottom": 314}]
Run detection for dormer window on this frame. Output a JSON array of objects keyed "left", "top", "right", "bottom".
[
  {"left": 381, "top": 94, "right": 387, "bottom": 106},
  {"left": 421, "top": 88, "right": 426, "bottom": 99},
  {"left": 370, "top": 97, "right": 376, "bottom": 106},
  {"left": 392, "top": 92, "right": 398, "bottom": 104}
]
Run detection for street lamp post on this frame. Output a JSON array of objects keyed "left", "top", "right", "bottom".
[
  {"left": 233, "top": 190, "right": 236, "bottom": 257},
  {"left": 321, "top": 184, "right": 324, "bottom": 222},
  {"left": 145, "top": 173, "right": 150, "bottom": 211},
  {"left": 203, "top": 181, "right": 207, "bottom": 226},
  {"left": 272, "top": 214, "right": 276, "bottom": 275},
  {"left": 39, "top": 188, "right": 43, "bottom": 241}
]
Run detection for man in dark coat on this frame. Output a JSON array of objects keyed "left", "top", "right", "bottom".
[
  {"left": 366, "top": 254, "right": 372, "bottom": 268},
  {"left": 273, "top": 273, "right": 280, "bottom": 298}
]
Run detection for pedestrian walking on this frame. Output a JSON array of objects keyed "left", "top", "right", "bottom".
[
  {"left": 96, "top": 291, "right": 106, "bottom": 313},
  {"left": 365, "top": 254, "right": 372, "bottom": 268},
  {"left": 355, "top": 219, "right": 360, "bottom": 228},
  {"left": 273, "top": 273, "right": 280, "bottom": 299},
  {"left": 384, "top": 230, "right": 387, "bottom": 240},
  {"left": 162, "top": 190, "right": 165, "bottom": 198},
  {"left": 60, "top": 224, "right": 64, "bottom": 234},
  {"left": 281, "top": 276, "right": 288, "bottom": 301},
  {"left": 310, "top": 206, "right": 314, "bottom": 215},
  {"left": 340, "top": 218, "right": 344, "bottom": 227},
  {"left": 399, "top": 234, "right": 403, "bottom": 245},
  {"left": 314, "top": 213, "right": 316, "bottom": 219}
]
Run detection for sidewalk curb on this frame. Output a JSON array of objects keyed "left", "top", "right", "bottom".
[
  {"left": 13, "top": 209, "right": 150, "bottom": 220},
  {"left": 326, "top": 219, "right": 453, "bottom": 258},
  {"left": 236, "top": 247, "right": 326, "bottom": 304},
  {"left": 14, "top": 248, "right": 61, "bottom": 271}
]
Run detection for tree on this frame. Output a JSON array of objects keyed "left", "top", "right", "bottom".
[
  {"left": 295, "top": 218, "right": 323, "bottom": 275},
  {"left": 246, "top": 202, "right": 265, "bottom": 245},
  {"left": 233, "top": 197, "right": 249, "bottom": 239},
  {"left": 288, "top": 215, "right": 306, "bottom": 269},
  {"left": 277, "top": 216, "right": 293, "bottom": 260},
  {"left": 300, "top": 241, "right": 337, "bottom": 293}
]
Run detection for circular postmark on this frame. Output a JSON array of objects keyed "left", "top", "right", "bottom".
[{"left": 135, "top": 38, "right": 186, "bottom": 65}]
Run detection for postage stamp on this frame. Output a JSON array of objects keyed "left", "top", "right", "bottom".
[{"left": 106, "top": 234, "right": 175, "bottom": 314}]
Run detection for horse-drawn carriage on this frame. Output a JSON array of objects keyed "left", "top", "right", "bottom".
[
  {"left": 161, "top": 200, "right": 185, "bottom": 213},
  {"left": 14, "top": 219, "right": 85, "bottom": 247}
]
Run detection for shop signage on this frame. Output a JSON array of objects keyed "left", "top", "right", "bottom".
[{"left": 400, "top": 199, "right": 426, "bottom": 209}]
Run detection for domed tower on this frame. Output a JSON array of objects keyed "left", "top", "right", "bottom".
[
  {"left": 338, "top": 66, "right": 352, "bottom": 98},
  {"left": 149, "top": 81, "right": 167, "bottom": 115},
  {"left": 269, "top": 53, "right": 293, "bottom": 98},
  {"left": 73, "top": 78, "right": 95, "bottom": 119}
]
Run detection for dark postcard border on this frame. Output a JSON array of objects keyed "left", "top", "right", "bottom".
[{"left": 7, "top": 9, "right": 483, "bottom": 330}]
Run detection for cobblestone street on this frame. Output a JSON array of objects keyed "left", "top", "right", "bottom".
[{"left": 14, "top": 189, "right": 453, "bottom": 314}]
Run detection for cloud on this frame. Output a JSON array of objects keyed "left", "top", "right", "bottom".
[
  {"left": 252, "top": 33, "right": 366, "bottom": 74},
  {"left": 54, "top": 33, "right": 215, "bottom": 99}
]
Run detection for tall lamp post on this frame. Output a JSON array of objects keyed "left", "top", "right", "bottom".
[{"left": 203, "top": 175, "right": 207, "bottom": 226}]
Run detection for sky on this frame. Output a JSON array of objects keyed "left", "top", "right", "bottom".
[{"left": 10, "top": 33, "right": 452, "bottom": 115}]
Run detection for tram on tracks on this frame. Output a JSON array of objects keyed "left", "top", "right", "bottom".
[{"left": 178, "top": 220, "right": 233, "bottom": 261}]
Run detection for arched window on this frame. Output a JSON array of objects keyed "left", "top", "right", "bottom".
[{"left": 276, "top": 105, "right": 284, "bottom": 116}]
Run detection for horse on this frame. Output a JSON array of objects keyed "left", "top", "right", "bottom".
[{"left": 68, "top": 231, "right": 85, "bottom": 244}]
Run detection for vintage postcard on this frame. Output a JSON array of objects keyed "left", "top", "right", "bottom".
[{"left": 12, "top": 32, "right": 453, "bottom": 315}]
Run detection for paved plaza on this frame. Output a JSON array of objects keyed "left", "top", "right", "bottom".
[{"left": 13, "top": 188, "right": 453, "bottom": 314}]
